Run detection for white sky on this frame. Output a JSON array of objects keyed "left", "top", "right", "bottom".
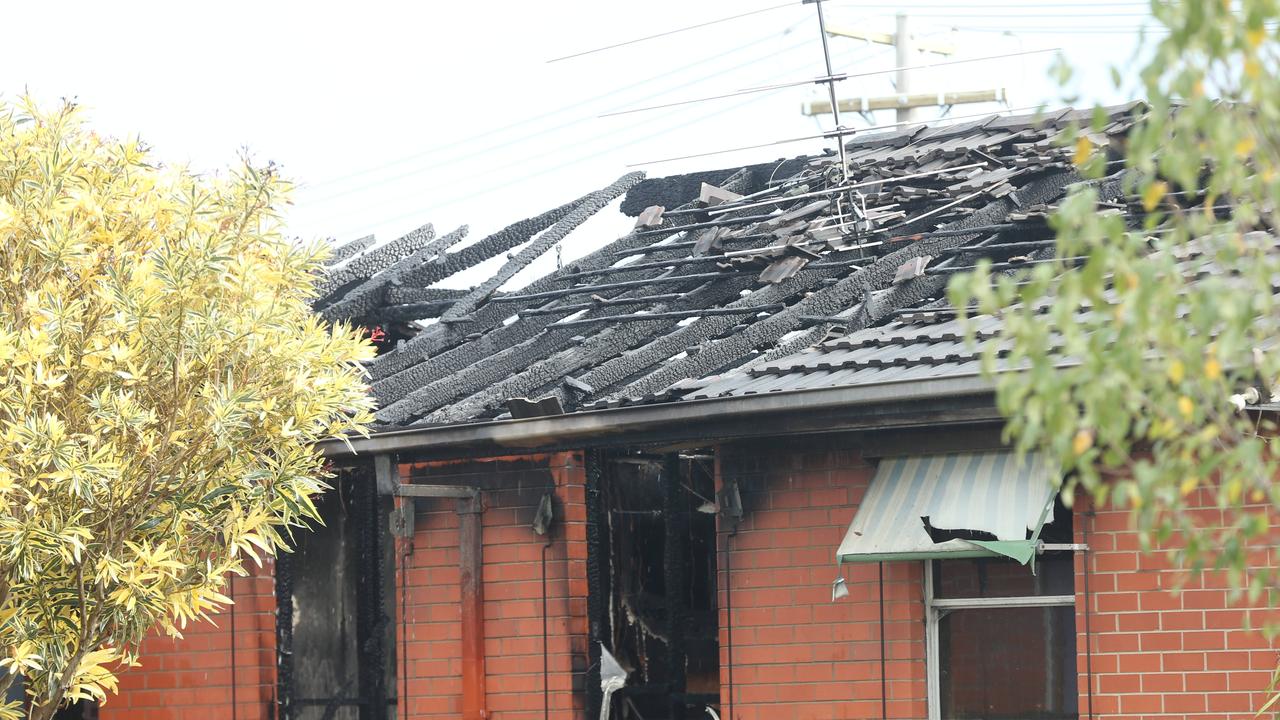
[{"left": 4, "top": 0, "right": 1157, "bottom": 288}]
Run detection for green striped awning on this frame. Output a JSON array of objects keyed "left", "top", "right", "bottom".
[{"left": 836, "top": 451, "right": 1057, "bottom": 565}]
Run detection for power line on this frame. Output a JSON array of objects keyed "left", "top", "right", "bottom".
[
  {"left": 869, "top": 12, "right": 1155, "bottom": 18},
  {"left": 743, "top": 46, "right": 1059, "bottom": 90},
  {"left": 300, "top": 19, "right": 810, "bottom": 193},
  {"left": 627, "top": 104, "right": 1042, "bottom": 167},
  {"left": 603, "top": 46, "right": 1057, "bottom": 118},
  {"left": 295, "top": 32, "right": 826, "bottom": 221},
  {"left": 297, "top": 22, "right": 816, "bottom": 202},
  {"left": 546, "top": 1, "right": 801, "bottom": 63},
  {"left": 309, "top": 44, "right": 899, "bottom": 238},
  {"left": 830, "top": 1, "right": 1149, "bottom": 6}
]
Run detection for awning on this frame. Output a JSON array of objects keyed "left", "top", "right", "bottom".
[{"left": 836, "top": 451, "right": 1056, "bottom": 565}]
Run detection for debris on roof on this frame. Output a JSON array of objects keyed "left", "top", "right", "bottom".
[{"left": 315, "top": 104, "right": 1159, "bottom": 428}]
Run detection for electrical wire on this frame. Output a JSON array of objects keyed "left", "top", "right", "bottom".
[
  {"left": 310, "top": 40, "right": 897, "bottom": 237},
  {"left": 546, "top": 1, "right": 801, "bottom": 63},
  {"left": 627, "top": 103, "right": 1041, "bottom": 167},
  {"left": 297, "top": 22, "right": 816, "bottom": 207},
  {"left": 300, "top": 18, "right": 809, "bottom": 194},
  {"left": 604, "top": 46, "right": 1057, "bottom": 118}
]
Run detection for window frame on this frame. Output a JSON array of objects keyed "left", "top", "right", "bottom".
[{"left": 922, "top": 556, "right": 1078, "bottom": 720}]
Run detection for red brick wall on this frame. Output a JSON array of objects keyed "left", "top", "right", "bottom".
[
  {"left": 102, "top": 562, "right": 277, "bottom": 720},
  {"left": 716, "top": 440, "right": 927, "bottom": 720},
  {"left": 1076, "top": 490, "right": 1280, "bottom": 719},
  {"left": 397, "top": 452, "right": 588, "bottom": 720}
]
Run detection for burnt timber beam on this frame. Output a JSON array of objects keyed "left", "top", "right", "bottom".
[
  {"left": 517, "top": 294, "right": 685, "bottom": 316},
  {"left": 603, "top": 170, "right": 1083, "bottom": 403},
  {"left": 663, "top": 454, "right": 687, "bottom": 720},
  {"left": 550, "top": 304, "right": 787, "bottom": 328},
  {"left": 459, "top": 495, "right": 486, "bottom": 720},
  {"left": 384, "top": 286, "right": 471, "bottom": 305},
  {"left": 318, "top": 225, "right": 470, "bottom": 322},
  {"left": 438, "top": 172, "right": 645, "bottom": 324},
  {"left": 391, "top": 198, "right": 579, "bottom": 291},
  {"left": 378, "top": 272, "right": 758, "bottom": 425},
  {"left": 394, "top": 484, "right": 480, "bottom": 499},
  {"left": 316, "top": 223, "right": 436, "bottom": 299},
  {"left": 325, "top": 235, "right": 375, "bottom": 265},
  {"left": 367, "top": 170, "right": 758, "bottom": 383},
  {"left": 584, "top": 451, "right": 609, "bottom": 720},
  {"left": 370, "top": 176, "right": 766, "bottom": 411}
]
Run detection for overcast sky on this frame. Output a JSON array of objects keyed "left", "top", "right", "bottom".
[{"left": 4, "top": 1, "right": 1157, "bottom": 286}]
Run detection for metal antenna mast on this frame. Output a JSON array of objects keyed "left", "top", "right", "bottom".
[{"left": 810, "top": 0, "right": 849, "bottom": 182}]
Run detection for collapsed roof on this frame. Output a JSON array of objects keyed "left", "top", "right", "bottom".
[{"left": 314, "top": 104, "right": 1152, "bottom": 429}]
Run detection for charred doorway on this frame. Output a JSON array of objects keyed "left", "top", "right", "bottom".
[
  {"left": 590, "top": 451, "right": 720, "bottom": 720},
  {"left": 276, "top": 465, "right": 396, "bottom": 720}
]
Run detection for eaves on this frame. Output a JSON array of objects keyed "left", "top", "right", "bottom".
[{"left": 321, "top": 373, "right": 1000, "bottom": 459}]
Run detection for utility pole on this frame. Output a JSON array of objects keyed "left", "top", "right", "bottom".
[
  {"left": 895, "top": 14, "right": 915, "bottom": 123},
  {"left": 802, "top": 13, "right": 1011, "bottom": 125}
]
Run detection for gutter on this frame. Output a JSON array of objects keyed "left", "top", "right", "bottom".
[{"left": 322, "top": 373, "right": 999, "bottom": 457}]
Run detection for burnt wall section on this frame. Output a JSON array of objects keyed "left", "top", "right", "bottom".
[
  {"left": 275, "top": 466, "right": 394, "bottom": 720},
  {"left": 396, "top": 453, "right": 588, "bottom": 720}
]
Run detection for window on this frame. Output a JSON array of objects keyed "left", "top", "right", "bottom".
[{"left": 924, "top": 502, "right": 1078, "bottom": 720}]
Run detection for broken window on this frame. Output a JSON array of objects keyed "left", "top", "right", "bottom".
[{"left": 926, "top": 500, "right": 1078, "bottom": 720}]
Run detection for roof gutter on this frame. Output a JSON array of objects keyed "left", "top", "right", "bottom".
[{"left": 321, "top": 373, "right": 999, "bottom": 458}]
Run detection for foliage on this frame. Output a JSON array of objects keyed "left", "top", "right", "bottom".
[
  {"left": 951, "top": 1, "right": 1280, "bottom": 622},
  {"left": 0, "top": 99, "right": 375, "bottom": 719}
]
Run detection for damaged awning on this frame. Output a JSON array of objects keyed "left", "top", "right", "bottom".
[{"left": 837, "top": 450, "right": 1056, "bottom": 565}]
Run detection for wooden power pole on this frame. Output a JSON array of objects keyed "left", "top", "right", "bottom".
[
  {"left": 895, "top": 14, "right": 915, "bottom": 123},
  {"left": 802, "top": 13, "right": 1009, "bottom": 124}
]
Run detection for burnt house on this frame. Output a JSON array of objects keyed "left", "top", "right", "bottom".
[{"left": 107, "top": 105, "right": 1280, "bottom": 720}]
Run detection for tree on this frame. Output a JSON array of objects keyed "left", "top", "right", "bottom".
[
  {"left": 950, "top": 0, "right": 1280, "bottom": 672},
  {"left": 0, "top": 99, "right": 375, "bottom": 720}
]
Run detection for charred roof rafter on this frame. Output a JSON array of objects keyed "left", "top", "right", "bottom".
[{"left": 313, "top": 104, "right": 1149, "bottom": 428}]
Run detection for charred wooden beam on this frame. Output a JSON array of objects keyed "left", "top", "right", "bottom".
[
  {"left": 663, "top": 454, "right": 687, "bottom": 720},
  {"left": 316, "top": 223, "right": 436, "bottom": 299},
  {"left": 325, "top": 235, "right": 375, "bottom": 265},
  {"left": 550, "top": 304, "right": 787, "bottom": 329},
  {"left": 318, "top": 225, "right": 470, "bottom": 322},
  {"left": 491, "top": 271, "right": 737, "bottom": 304},
  {"left": 391, "top": 199, "right": 579, "bottom": 291},
  {"left": 517, "top": 294, "right": 684, "bottom": 317},
  {"left": 440, "top": 172, "right": 645, "bottom": 324},
  {"left": 599, "top": 170, "right": 1084, "bottom": 404},
  {"left": 367, "top": 171, "right": 758, "bottom": 390}
]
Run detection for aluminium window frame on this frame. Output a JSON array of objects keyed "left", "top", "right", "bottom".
[{"left": 922, "top": 557, "right": 1077, "bottom": 720}]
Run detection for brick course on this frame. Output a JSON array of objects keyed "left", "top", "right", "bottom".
[
  {"left": 105, "top": 437, "right": 1280, "bottom": 720},
  {"left": 1076, "top": 491, "right": 1280, "bottom": 720},
  {"left": 397, "top": 452, "right": 588, "bottom": 720},
  {"left": 101, "top": 562, "right": 277, "bottom": 720},
  {"left": 717, "top": 440, "right": 927, "bottom": 720}
]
